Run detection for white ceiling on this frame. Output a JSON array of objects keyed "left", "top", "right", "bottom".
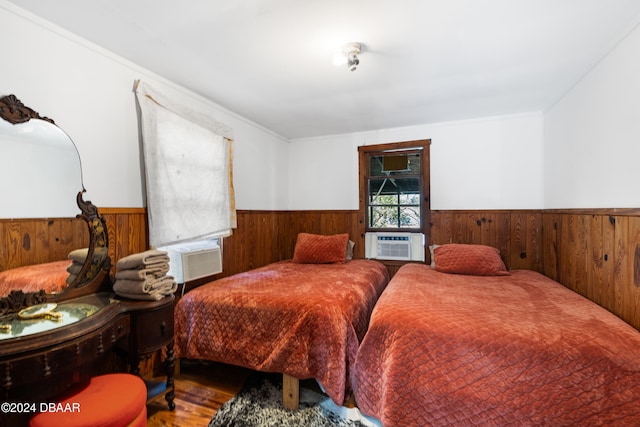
[{"left": 9, "top": 0, "right": 640, "bottom": 139}]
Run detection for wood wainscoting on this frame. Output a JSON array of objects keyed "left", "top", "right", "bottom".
[
  {"left": 0, "top": 217, "right": 89, "bottom": 271},
  {"left": 540, "top": 209, "right": 640, "bottom": 331},
  {"left": 224, "top": 210, "right": 363, "bottom": 275},
  {"left": 101, "top": 207, "right": 149, "bottom": 280},
  {"left": 430, "top": 209, "right": 640, "bottom": 331},
  {"left": 430, "top": 210, "right": 543, "bottom": 272},
  {"left": 102, "top": 209, "right": 363, "bottom": 282},
  {"left": 3, "top": 207, "right": 640, "bottom": 331},
  {"left": 221, "top": 209, "right": 640, "bottom": 333},
  {"left": 0, "top": 209, "right": 149, "bottom": 280},
  {"left": 0, "top": 209, "right": 361, "bottom": 283}
]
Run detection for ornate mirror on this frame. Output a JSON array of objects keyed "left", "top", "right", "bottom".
[{"left": 0, "top": 95, "right": 111, "bottom": 315}]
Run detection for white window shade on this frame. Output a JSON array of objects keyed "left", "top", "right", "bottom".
[{"left": 135, "top": 81, "right": 236, "bottom": 247}]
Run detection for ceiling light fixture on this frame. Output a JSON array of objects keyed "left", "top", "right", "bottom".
[
  {"left": 346, "top": 43, "right": 361, "bottom": 71},
  {"left": 332, "top": 43, "right": 363, "bottom": 71}
]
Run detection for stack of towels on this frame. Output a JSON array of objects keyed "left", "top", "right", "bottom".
[
  {"left": 66, "top": 248, "right": 88, "bottom": 285},
  {"left": 66, "top": 247, "right": 108, "bottom": 285},
  {"left": 113, "top": 249, "right": 177, "bottom": 301}
]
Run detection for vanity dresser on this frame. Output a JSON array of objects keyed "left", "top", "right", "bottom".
[{"left": 0, "top": 95, "right": 174, "bottom": 426}]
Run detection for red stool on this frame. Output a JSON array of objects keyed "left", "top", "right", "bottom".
[{"left": 29, "top": 373, "right": 147, "bottom": 427}]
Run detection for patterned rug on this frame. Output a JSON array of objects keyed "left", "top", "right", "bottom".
[{"left": 208, "top": 373, "right": 381, "bottom": 427}]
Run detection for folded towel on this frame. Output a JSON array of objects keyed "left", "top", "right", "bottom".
[
  {"left": 117, "top": 259, "right": 169, "bottom": 273},
  {"left": 114, "top": 290, "right": 174, "bottom": 301},
  {"left": 68, "top": 247, "right": 107, "bottom": 263},
  {"left": 116, "top": 249, "right": 170, "bottom": 271},
  {"left": 68, "top": 248, "right": 89, "bottom": 263},
  {"left": 113, "top": 275, "right": 177, "bottom": 295},
  {"left": 113, "top": 276, "right": 177, "bottom": 301},
  {"left": 66, "top": 261, "right": 84, "bottom": 275},
  {"left": 115, "top": 264, "right": 170, "bottom": 281}
]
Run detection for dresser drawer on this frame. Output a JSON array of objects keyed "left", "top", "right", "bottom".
[
  {"left": 132, "top": 301, "right": 174, "bottom": 353},
  {"left": 2, "top": 314, "right": 130, "bottom": 399}
]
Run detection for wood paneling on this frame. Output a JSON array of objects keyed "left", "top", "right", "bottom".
[
  {"left": 539, "top": 210, "right": 640, "bottom": 331},
  {"left": 5, "top": 206, "right": 640, "bottom": 333},
  {"left": 0, "top": 217, "right": 89, "bottom": 271},
  {"left": 221, "top": 210, "right": 362, "bottom": 278},
  {"left": 430, "top": 210, "right": 542, "bottom": 271},
  {"left": 101, "top": 208, "right": 149, "bottom": 281},
  {"left": 431, "top": 209, "right": 640, "bottom": 330},
  {"left": 540, "top": 213, "right": 559, "bottom": 279},
  {"left": 0, "top": 209, "right": 149, "bottom": 283}
]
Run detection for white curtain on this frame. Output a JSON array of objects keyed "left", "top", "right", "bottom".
[{"left": 134, "top": 80, "right": 236, "bottom": 248}]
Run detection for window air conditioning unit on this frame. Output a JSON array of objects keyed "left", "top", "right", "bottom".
[
  {"left": 365, "top": 232, "right": 425, "bottom": 262},
  {"left": 160, "top": 238, "right": 222, "bottom": 284}
]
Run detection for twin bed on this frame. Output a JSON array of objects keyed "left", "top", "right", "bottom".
[
  {"left": 174, "top": 236, "right": 640, "bottom": 425},
  {"left": 352, "top": 244, "right": 640, "bottom": 426},
  {"left": 174, "top": 233, "right": 389, "bottom": 407}
]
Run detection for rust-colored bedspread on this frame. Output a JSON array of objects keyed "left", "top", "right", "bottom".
[
  {"left": 175, "top": 259, "right": 389, "bottom": 404},
  {"left": 0, "top": 260, "right": 70, "bottom": 295},
  {"left": 352, "top": 264, "right": 640, "bottom": 426}
]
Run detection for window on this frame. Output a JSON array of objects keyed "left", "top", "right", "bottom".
[{"left": 359, "top": 140, "right": 430, "bottom": 233}]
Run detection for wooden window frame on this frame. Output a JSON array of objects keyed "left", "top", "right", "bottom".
[{"left": 358, "top": 139, "right": 431, "bottom": 238}]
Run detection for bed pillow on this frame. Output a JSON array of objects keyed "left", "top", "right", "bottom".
[
  {"left": 292, "top": 233, "right": 350, "bottom": 264},
  {"left": 433, "top": 244, "right": 510, "bottom": 276}
]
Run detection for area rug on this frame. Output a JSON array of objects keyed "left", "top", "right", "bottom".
[{"left": 208, "top": 373, "right": 381, "bottom": 427}]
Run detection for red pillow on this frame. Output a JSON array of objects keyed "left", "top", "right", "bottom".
[
  {"left": 292, "top": 233, "right": 349, "bottom": 264},
  {"left": 433, "top": 244, "right": 510, "bottom": 276}
]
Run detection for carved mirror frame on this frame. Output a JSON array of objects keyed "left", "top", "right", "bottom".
[{"left": 0, "top": 95, "right": 112, "bottom": 315}]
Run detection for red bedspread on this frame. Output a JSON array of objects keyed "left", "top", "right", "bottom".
[
  {"left": 0, "top": 260, "right": 70, "bottom": 296},
  {"left": 175, "top": 259, "right": 389, "bottom": 404},
  {"left": 352, "top": 264, "right": 640, "bottom": 426}
]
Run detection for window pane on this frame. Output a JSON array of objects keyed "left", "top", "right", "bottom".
[
  {"left": 369, "top": 177, "right": 420, "bottom": 197},
  {"left": 370, "top": 206, "right": 399, "bottom": 228},
  {"left": 399, "top": 193, "right": 420, "bottom": 204},
  {"left": 399, "top": 206, "right": 420, "bottom": 228},
  {"left": 370, "top": 194, "right": 398, "bottom": 205}
]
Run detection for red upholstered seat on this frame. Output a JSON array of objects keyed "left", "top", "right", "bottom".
[{"left": 29, "top": 373, "right": 147, "bottom": 427}]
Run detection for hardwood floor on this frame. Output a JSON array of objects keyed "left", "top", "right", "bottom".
[
  {"left": 145, "top": 360, "right": 346, "bottom": 426},
  {"left": 146, "top": 361, "right": 252, "bottom": 427}
]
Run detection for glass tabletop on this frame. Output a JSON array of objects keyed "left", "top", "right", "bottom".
[{"left": 0, "top": 293, "right": 118, "bottom": 340}]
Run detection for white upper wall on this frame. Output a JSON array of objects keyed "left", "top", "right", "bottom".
[
  {"left": 3, "top": 1, "right": 545, "bottom": 215},
  {"left": 6, "top": 1, "right": 636, "bottom": 214},
  {"left": 0, "top": 3, "right": 289, "bottom": 212},
  {"left": 544, "top": 22, "right": 640, "bottom": 208},
  {"left": 289, "top": 113, "right": 544, "bottom": 211}
]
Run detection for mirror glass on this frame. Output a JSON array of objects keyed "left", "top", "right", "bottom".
[
  {"left": 0, "top": 118, "right": 83, "bottom": 218},
  {"left": 0, "top": 95, "right": 110, "bottom": 309}
]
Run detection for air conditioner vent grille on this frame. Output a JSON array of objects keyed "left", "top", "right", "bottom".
[
  {"left": 378, "top": 242, "right": 410, "bottom": 259},
  {"left": 183, "top": 249, "right": 222, "bottom": 281}
]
